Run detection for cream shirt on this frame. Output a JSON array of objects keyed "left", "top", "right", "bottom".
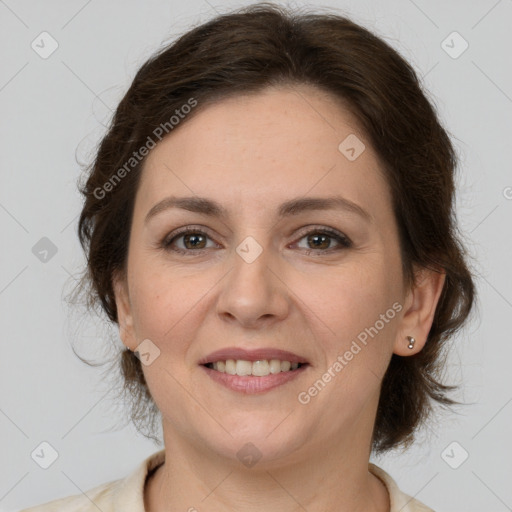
[{"left": 20, "top": 449, "right": 435, "bottom": 511}]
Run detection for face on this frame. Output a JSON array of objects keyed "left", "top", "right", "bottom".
[{"left": 114, "top": 84, "right": 436, "bottom": 466}]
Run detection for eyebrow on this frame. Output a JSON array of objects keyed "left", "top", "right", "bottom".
[{"left": 145, "top": 195, "right": 372, "bottom": 224}]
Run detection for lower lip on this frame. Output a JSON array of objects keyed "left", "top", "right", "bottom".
[{"left": 200, "top": 364, "right": 308, "bottom": 394}]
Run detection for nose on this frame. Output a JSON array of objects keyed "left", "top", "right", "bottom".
[{"left": 216, "top": 243, "right": 290, "bottom": 330}]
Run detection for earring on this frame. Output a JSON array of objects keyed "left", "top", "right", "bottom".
[{"left": 407, "top": 336, "right": 415, "bottom": 349}]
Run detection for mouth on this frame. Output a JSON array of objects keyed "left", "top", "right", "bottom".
[{"left": 198, "top": 347, "right": 310, "bottom": 393}]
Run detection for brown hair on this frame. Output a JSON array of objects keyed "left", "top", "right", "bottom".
[{"left": 74, "top": 2, "right": 476, "bottom": 452}]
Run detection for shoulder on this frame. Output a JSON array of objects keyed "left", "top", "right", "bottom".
[
  {"left": 18, "top": 479, "right": 119, "bottom": 512},
  {"left": 369, "top": 463, "right": 436, "bottom": 512},
  {"left": 19, "top": 449, "right": 166, "bottom": 512}
]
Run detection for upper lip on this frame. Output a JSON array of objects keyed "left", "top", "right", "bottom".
[{"left": 198, "top": 347, "right": 309, "bottom": 365}]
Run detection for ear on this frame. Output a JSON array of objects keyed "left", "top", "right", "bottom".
[
  {"left": 393, "top": 266, "right": 446, "bottom": 356},
  {"left": 112, "top": 270, "right": 137, "bottom": 351}
]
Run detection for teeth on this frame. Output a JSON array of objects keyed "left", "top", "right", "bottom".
[
  {"left": 269, "top": 359, "right": 281, "bottom": 374},
  {"left": 210, "top": 359, "right": 303, "bottom": 377},
  {"left": 236, "top": 360, "right": 252, "bottom": 376},
  {"left": 225, "top": 359, "right": 236, "bottom": 375},
  {"left": 252, "top": 360, "right": 269, "bottom": 377}
]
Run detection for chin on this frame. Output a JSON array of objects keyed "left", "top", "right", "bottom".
[{"left": 198, "top": 417, "right": 311, "bottom": 469}]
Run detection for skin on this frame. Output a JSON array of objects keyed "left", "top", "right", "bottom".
[{"left": 113, "top": 84, "right": 446, "bottom": 512}]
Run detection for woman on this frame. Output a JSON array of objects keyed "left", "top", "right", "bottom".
[{"left": 22, "top": 3, "right": 475, "bottom": 511}]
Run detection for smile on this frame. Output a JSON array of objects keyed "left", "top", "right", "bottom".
[{"left": 198, "top": 347, "right": 310, "bottom": 393}]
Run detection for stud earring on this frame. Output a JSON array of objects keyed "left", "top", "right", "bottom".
[{"left": 407, "top": 336, "right": 415, "bottom": 349}]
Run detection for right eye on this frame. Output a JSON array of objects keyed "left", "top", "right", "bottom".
[{"left": 161, "top": 227, "right": 220, "bottom": 254}]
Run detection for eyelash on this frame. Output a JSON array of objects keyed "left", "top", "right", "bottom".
[{"left": 160, "top": 225, "right": 352, "bottom": 256}]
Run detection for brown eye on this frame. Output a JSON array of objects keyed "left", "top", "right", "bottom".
[
  {"left": 306, "top": 233, "right": 331, "bottom": 250},
  {"left": 162, "top": 227, "right": 218, "bottom": 254},
  {"left": 182, "top": 233, "right": 207, "bottom": 249},
  {"left": 294, "top": 228, "right": 352, "bottom": 253}
]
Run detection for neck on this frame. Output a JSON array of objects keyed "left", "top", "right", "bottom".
[{"left": 145, "top": 426, "right": 389, "bottom": 512}]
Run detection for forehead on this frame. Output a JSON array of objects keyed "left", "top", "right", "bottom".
[{"left": 137, "top": 85, "right": 392, "bottom": 219}]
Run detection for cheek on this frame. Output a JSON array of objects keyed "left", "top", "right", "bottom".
[
  {"left": 304, "top": 261, "right": 397, "bottom": 341},
  {"left": 301, "top": 262, "right": 401, "bottom": 395},
  {"left": 126, "top": 256, "right": 175, "bottom": 343},
  {"left": 126, "top": 256, "right": 213, "bottom": 347}
]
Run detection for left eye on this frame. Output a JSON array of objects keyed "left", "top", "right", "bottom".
[{"left": 293, "top": 230, "right": 352, "bottom": 252}]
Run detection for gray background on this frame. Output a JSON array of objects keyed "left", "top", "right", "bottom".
[{"left": 1, "top": 0, "right": 511, "bottom": 510}]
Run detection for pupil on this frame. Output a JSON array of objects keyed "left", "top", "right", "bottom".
[
  {"left": 185, "top": 234, "right": 205, "bottom": 249},
  {"left": 309, "top": 234, "right": 329, "bottom": 249}
]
